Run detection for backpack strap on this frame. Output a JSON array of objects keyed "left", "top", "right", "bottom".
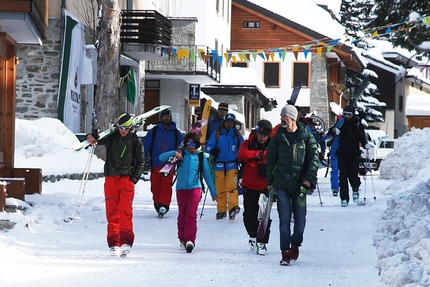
[{"left": 198, "top": 152, "right": 205, "bottom": 191}]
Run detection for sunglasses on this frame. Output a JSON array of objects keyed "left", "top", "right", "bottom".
[
  {"left": 342, "top": 111, "right": 353, "bottom": 118},
  {"left": 118, "top": 125, "right": 131, "bottom": 131},
  {"left": 186, "top": 141, "right": 196, "bottom": 148}
]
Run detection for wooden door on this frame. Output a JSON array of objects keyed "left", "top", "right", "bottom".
[{"left": 144, "top": 89, "right": 160, "bottom": 130}]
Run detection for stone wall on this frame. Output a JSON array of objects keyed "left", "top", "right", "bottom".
[
  {"left": 310, "top": 53, "right": 329, "bottom": 129},
  {"left": 16, "top": 18, "right": 62, "bottom": 120}
]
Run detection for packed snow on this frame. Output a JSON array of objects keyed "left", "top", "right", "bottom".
[{"left": 0, "top": 118, "right": 428, "bottom": 286}]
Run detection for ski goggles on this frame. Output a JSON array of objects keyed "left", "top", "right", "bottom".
[
  {"left": 224, "top": 113, "right": 236, "bottom": 122},
  {"left": 186, "top": 141, "right": 196, "bottom": 148},
  {"left": 342, "top": 111, "right": 354, "bottom": 118},
  {"left": 118, "top": 125, "right": 131, "bottom": 131},
  {"left": 256, "top": 127, "right": 271, "bottom": 136}
]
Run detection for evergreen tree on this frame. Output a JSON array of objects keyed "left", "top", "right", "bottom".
[{"left": 339, "top": 0, "right": 430, "bottom": 51}]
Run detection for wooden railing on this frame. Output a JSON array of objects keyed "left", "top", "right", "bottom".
[
  {"left": 145, "top": 45, "right": 221, "bottom": 83},
  {"left": 120, "top": 10, "right": 172, "bottom": 47}
]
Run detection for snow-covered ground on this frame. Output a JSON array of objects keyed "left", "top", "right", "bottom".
[{"left": 0, "top": 118, "right": 428, "bottom": 286}]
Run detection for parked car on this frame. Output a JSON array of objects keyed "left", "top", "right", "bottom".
[{"left": 360, "top": 136, "right": 396, "bottom": 171}]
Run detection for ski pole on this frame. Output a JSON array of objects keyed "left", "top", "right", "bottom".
[
  {"left": 68, "top": 146, "right": 95, "bottom": 221},
  {"left": 77, "top": 146, "right": 96, "bottom": 215},
  {"left": 199, "top": 187, "right": 208, "bottom": 219},
  {"left": 316, "top": 181, "right": 323, "bottom": 207},
  {"left": 366, "top": 149, "right": 376, "bottom": 201}
]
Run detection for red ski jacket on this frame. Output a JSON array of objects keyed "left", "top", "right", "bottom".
[{"left": 238, "top": 132, "right": 269, "bottom": 191}]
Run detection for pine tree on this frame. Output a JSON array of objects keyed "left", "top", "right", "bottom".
[{"left": 340, "top": 0, "right": 430, "bottom": 51}]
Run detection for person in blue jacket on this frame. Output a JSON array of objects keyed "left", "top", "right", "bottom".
[
  {"left": 159, "top": 132, "right": 217, "bottom": 253},
  {"left": 144, "top": 109, "right": 183, "bottom": 218},
  {"left": 325, "top": 116, "right": 345, "bottom": 196},
  {"left": 206, "top": 113, "right": 244, "bottom": 220}
]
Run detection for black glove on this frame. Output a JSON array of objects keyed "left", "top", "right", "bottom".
[
  {"left": 210, "top": 147, "right": 220, "bottom": 158},
  {"left": 131, "top": 177, "right": 139, "bottom": 184},
  {"left": 91, "top": 128, "right": 100, "bottom": 140},
  {"left": 319, "top": 152, "right": 325, "bottom": 162}
]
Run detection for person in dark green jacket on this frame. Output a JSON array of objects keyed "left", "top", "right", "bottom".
[
  {"left": 266, "top": 105, "right": 319, "bottom": 266},
  {"left": 87, "top": 112, "right": 144, "bottom": 257}
]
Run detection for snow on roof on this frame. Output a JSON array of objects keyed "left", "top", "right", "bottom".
[
  {"left": 246, "top": 0, "right": 346, "bottom": 41},
  {"left": 405, "top": 95, "right": 430, "bottom": 116}
]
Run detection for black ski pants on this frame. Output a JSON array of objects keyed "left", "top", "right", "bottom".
[
  {"left": 243, "top": 187, "right": 270, "bottom": 243},
  {"left": 338, "top": 155, "right": 361, "bottom": 202}
]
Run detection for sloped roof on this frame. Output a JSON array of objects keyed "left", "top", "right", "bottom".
[{"left": 233, "top": 0, "right": 364, "bottom": 72}]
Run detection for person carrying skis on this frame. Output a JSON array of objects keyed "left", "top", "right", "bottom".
[
  {"left": 143, "top": 109, "right": 184, "bottom": 218},
  {"left": 206, "top": 102, "right": 228, "bottom": 142},
  {"left": 159, "top": 132, "right": 217, "bottom": 253},
  {"left": 324, "top": 115, "right": 345, "bottom": 196},
  {"left": 336, "top": 104, "right": 371, "bottom": 207},
  {"left": 238, "top": 119, "right": 272, "bottom": 255},
  {"left": 206, "top": 113, "right": 244, "bottom": 220},
  {"left": 266, "top": 105, "right": 319, "bottom": 266},
  {"left": 86, "top": 112, "right": 144, "bottom": 257}
]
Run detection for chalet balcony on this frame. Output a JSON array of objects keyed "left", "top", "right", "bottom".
[
  {"left": 145, "top": 45, "right": 221, "bottom": 83},
  {"left": 0, "top": 0, "right": 48, "bottom": 44},
  {"left": 120, "top": 10, "right": 172, "bottom": 61}
]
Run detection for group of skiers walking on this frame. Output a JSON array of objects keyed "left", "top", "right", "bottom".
[{"left": 85, "top": 101, "right": 371, "bottom": 265}]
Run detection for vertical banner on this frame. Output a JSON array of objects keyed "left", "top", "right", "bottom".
[
  {"left": 57, "top": 10, "right": 85, "bottom": 133},
  {"left": 189, "top": 84, "right": 200, "bottom": 106}
]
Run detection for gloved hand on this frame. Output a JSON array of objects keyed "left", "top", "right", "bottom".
[
  {"left": 130, "top": 177, "right": 138, "bottom": 184},
  {"left": 364, "top": 142, "right": 374, "bottom": 149},
  {"left": 319, "top": 152, "right": 325, "bottom": 162},
  {"left": 267, "top": 185, "right": 272, "bottom": 191},
  {"left": 210, "top": 147, "right": 220, "bottom": 158},
  {"left": 300, "top": 184, "right": 310, "bottom": 197}
]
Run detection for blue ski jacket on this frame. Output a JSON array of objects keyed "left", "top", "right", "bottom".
[
  {"left": 206, "top": 127, "right": 244, "bottom": 171},
  {"left": 143, "top": 121, "right": 183, "bottom": 168},
  {"left": 159, "top": 149, "right": 216, "bottom": 197}
]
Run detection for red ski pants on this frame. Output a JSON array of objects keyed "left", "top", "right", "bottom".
[
  {"left": 104, "top": 175, "right": 135, "bottom": 247},
  {"left": 150, "top": 166, "right": 174, "bottom": 212},
  {"left": 176, "top": 188, "right": 201, "bottom": 245}
]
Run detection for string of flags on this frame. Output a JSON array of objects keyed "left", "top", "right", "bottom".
[{"left": 158, "top": 14, "right": 429, "bottom": 65}]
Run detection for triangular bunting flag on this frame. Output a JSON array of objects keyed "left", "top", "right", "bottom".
[
  {"left": 218, "top": 55, "right": 223, "bottom": 66},
  {"left": 316, "top": 47, "right": 323, "bottom": 58},
  {"left": 327, "top": 45, "right": 333, "bottom": 53},
  {"left": 190, "top": 50, "right": 196, "bottom": 64},
  {"left": 232, "top": 55, "right": 237, "bottom": 63},
  {"left": 212, "top": 50, "right": 218, "bottom": 63},
  {"left": 251, "top": 52, "right": 258, "bottom": 61}
]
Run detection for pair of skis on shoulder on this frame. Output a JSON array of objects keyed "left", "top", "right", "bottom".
[
  {"left": 158, "top": 99, "right": 212, "bottom": 176},
  {"left": 68, "top": 105, "right": 171, "bottom": 152}
]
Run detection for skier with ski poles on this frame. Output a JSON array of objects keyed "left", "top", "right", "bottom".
[
  {"left": 266, "top": 105, "right": 319, "bottom": 266},
  {"left": 86, "top": 112, "right": 144, "bottom": 257},
  {"left": 336, "top": 104, "right": 372, "bottom": 207},
  {"left": 159, "top": 132, "right": 217, "bottom": 253},
  {"left": 238, "top": 119, "right": 272, "bottom": 255}
]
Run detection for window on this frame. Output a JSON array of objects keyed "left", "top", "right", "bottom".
[
  {"left": 232, "top": 62, "right": 247, "bottom": 68},
  {"left": 293, "top": 62, "right": 310, "bottom": 87},
  {"left": 263, "top": 62, "right": 280, "bottom": 88},
  {"left": 243, "top": 21, "right": 260, "bottom": 29}
]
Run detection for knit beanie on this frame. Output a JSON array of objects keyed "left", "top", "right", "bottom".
[
  {"left": 118, "top": 112, "right": 133, "bottom": 127},
  {"left": 280, "top": 105, "right": 298, "bottom": 121},
  {"left": 218, "top": 102, "right": 229, "bottom": 111}
]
